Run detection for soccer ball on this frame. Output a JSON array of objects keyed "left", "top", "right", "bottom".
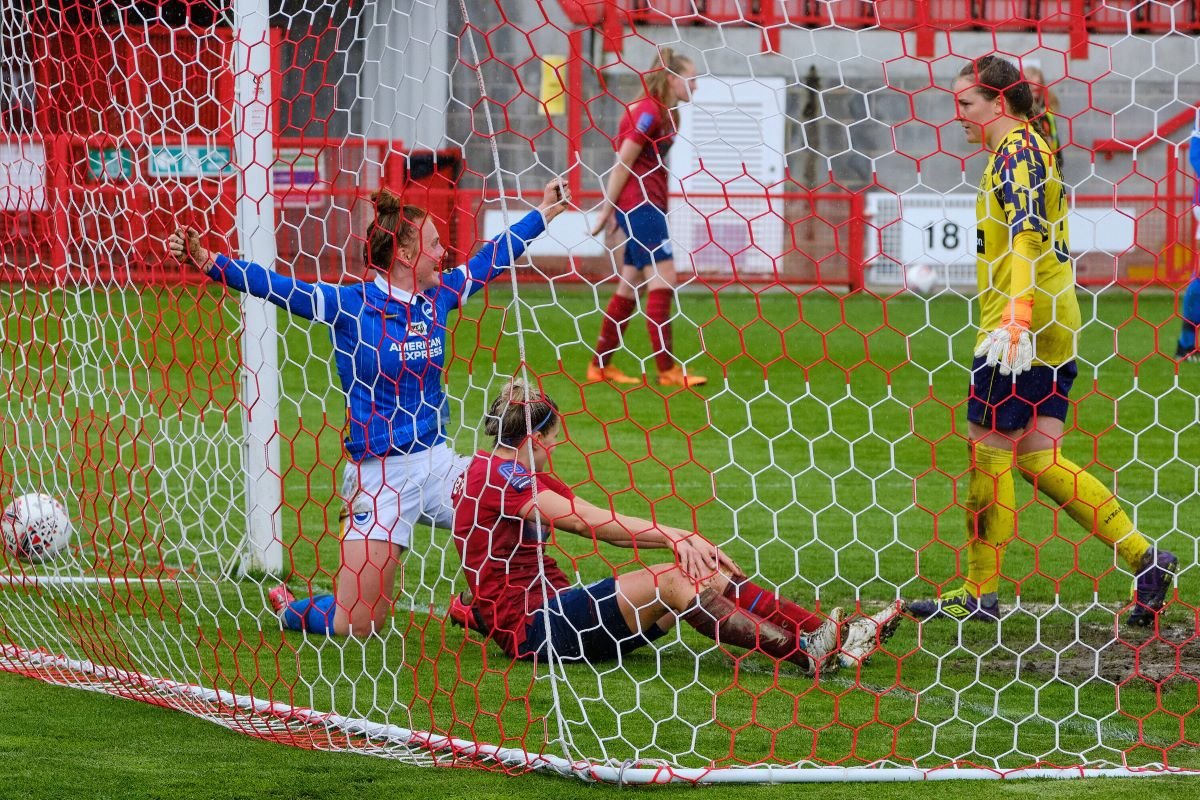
[
  {"left": 1, "top": 493, "right": 73, "bottom": 563},
  {"left": 905, "top": 263, "right": 939, "bottom": 295}
]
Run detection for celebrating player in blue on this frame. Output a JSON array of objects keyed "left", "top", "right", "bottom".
[
  {"left": 907, "top": 55, "right": 1177, "bottom": 627},
  {"left": 167, "top": 178, "right": 572, "bottom": 637},
  {"left": 1174, "top": 127, "right": 1200, "bottom": 363}
]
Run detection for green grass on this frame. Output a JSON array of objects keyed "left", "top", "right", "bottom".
[
  {"left": 2, "top": 283, "right": 1199, "bottom": 778},
  {"left": 4, "top": 669, "right": 1200, "bottom": 799}
]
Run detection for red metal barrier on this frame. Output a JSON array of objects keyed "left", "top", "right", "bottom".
[
  {"left": 11, "top": 21, "right": 465, "bottom": 286},
  {"left": 558, "top": 0, "right": 1200, "bottom": 57},
  {"left": 3, "top": 161, "right": 1191, "bottom": 290}
]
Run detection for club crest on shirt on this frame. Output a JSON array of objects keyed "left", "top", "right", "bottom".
[{"left": 497, "top": 461, "right": 532, "bottom": 491}]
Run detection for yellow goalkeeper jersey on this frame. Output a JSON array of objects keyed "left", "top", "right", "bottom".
[{"left": 975, "top": 124, "right": 1080, "bottom": 366}]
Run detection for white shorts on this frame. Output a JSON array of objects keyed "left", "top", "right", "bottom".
[{"left": 340, "top": 443, "right": 470, "bottom": 549}]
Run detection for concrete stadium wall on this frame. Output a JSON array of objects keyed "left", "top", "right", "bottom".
[{"left": 441, "top": 3, "right": 1200, "bottom": 201}]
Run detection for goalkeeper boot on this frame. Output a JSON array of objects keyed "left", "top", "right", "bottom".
[
  {"left": 267, "top": 584, "right": 298, "bottom": 623},
  {"left": 838, "top": 600, "right": 905, "bottom": 669},
  {"left": 1127, "top": 549, "right": 1178, "bottom": 628},
  {"left": 907, "top": 586, "right": 999, "bottom": 623},
  {"left": 448, "top": 591, "right": 485, "bottom": 634},
  {"left": 587, "top": 362, "right": 640, "bottom": 385},
  {"left": 657, "top": 365, "right": 708, "bottom": 388}
]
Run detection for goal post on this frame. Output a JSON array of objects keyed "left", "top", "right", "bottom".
[
  {"left": 0, "top": 0, "right": 1198, "bottom": 785},
  {"left": 232, "top": 0, "right": 283, "bottom": 576}
]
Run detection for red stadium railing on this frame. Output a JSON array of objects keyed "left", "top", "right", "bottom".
[
  {"left": 3, "top": 147, "right": 1193, "bottom": 290},
  {"left": 0, "top": 133, "right": 465, "bottom": 287},
  {"left": 558, "top": 0, "right": 1200, "bottom": 56},
  {"left": 8, "top": 15, "right": 1193, "bottom": 290},
  {"left": 2, "top": 21, "right": 465, "bottom": 287}
]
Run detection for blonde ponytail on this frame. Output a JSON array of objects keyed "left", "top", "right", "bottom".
[
  {"left": 638, "top": 46, "right": 694, "bottom": 109},
  {"left": 484, "top": 379, "right": 559, "bottom": 446}
]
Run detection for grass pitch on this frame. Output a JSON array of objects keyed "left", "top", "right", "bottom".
[
  {"left": 7, "top": 669, "right": 1200, "bottom": 800},
  {"left": 1, "top": 282, "right": 1198, "bottom": 775}
]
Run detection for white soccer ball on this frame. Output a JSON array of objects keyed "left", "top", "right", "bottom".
[
  {"left": 1, "top": 493, "right": 73, "bottom": 563},
  {"left": 905, "top": 263, "right": 939, "bottom": 295}
]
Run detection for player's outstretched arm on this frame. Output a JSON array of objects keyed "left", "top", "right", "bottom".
[
  {"left": 521, "top": 489, "right": 739, "bottom": 583},
  {"left": 537, "top": 177, "right": 572, "bottom": 222},
  {"left": 459, "top": 178, "right": 573, "bottom": 291},
  {"left": 167, "top": 227, "right": 333, "bottom": 322},
  {"left": 167, "top": 226, "right": 215, "bottom": 274}
]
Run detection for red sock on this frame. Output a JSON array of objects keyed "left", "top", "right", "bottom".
[
  {"left": 646, "top": 288, "right": 675, "bottom": 373},
  {"left": 593, "top": 293, "right": 637, "bottom": 367},
  {"left": 723, "top": 578, "right": 823, "bottom": 633}
]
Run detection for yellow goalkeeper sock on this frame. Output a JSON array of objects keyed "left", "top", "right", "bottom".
[
  {"left": 965, "top": 443, "right": 1017, "bottom": 598},
  {"left": 1015, "top": 449, "right": 1150, "bottom": 571}
]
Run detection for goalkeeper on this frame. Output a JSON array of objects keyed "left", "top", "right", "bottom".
[
  {"left": 908, "top": 55, "right": 1177, "bottom": 627},
  {"left": 167, "top": 179, "right": 571, "bottom": 637},
  {"left": 449, "top": 379, "right": 904, "bottom": 673}
]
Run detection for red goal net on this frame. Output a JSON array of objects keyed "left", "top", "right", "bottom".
[{"left": 1, "top": 0, "right": 1197, "bottom": 784}]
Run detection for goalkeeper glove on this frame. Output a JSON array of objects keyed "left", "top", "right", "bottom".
[{"left": 975, "top": 298, "right": 1034, "bottom": 377}]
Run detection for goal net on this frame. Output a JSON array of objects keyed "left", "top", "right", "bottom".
[{"left": 1, "top": 0, "right": 1198, "bottom": 784}]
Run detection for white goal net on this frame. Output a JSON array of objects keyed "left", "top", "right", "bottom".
[{"left": 1, "top": 0, "right": 1197, "bottom": 784}]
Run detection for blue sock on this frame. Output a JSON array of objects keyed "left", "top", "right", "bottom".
[
  {"left": 281, "top": 594, "right": 337, "bottom": 635},
  {"left": 1179, "top": 277, "right": 1200, "bottom": 352}
]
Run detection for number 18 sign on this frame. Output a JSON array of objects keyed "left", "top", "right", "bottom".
[{"left": 866, "top": 193, "right": 978, "bottom": 268}]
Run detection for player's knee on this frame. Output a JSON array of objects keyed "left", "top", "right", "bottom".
[
  {"left": 335, "top": 593, "right": 388, "bottom": 638},
  {"left": 1016, "top": 450, "right": 1053, "bottom": 484},
  {"left": 650, "top": 565, "right": 700, "bottom": 611}
]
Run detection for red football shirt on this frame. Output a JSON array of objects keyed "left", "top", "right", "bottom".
[
  {"left": 614, "top": 97, "right": 675, "bottom": 212},
  {"left": 451, "top": 451, "right": 575, "bottom": 657}
]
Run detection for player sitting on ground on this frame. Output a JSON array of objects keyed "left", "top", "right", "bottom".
[{"left": 449, "top": 379, "right": 904, "bottom": 673}]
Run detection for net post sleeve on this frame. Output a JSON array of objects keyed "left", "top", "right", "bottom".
[{"left": 233, "top": 0, "right": 282, "bottom": 576}]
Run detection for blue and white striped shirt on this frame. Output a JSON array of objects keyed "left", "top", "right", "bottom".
[{"left": 207, "top": 209, "right": 546, "bottom": 462}]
